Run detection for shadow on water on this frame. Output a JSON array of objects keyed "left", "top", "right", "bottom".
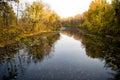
[
  {"left": 0, "top": 29, "right": 120, "bottom": 80},
  {"left": 61, "top": 28, "right": 120, "bottom": 80},
  {"left": 0, "top": 32, "right": 60, "bottom": 80}
]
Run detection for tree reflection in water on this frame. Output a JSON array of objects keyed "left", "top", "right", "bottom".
[
  {"left": 0, "top": 32, "right": 60, "bottom": 80},
  {"left": 61, "top": 29, "right": 120, "bottom": 80}
]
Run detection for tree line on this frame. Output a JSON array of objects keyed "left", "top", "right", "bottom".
[
  {"left": 0, "top": 0, "right": 61, "bottom": 46},
  {"left": 62, "top": 0, "right": 120, "bottom": 36}
]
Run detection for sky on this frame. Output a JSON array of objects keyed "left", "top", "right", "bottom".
[
  {"left": 43, "top": 0, "right": 93, "bottom": 18},
  {"left": 20, "top": 0, "right": 111, "bottom": 18}
]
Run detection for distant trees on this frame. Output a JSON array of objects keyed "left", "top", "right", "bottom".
[
  {"left": 61, "top": 0, "right": 120, "bottom": 36},
  {"left": 62, "top": 14, "right": 84, "bottom": 28}
]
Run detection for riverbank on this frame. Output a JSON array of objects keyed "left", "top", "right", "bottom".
[
  {"left": 62, "top": 27, "right": 120, "bottom": 40},
  {"left": 0, "top": 31, "right": 59, "bottom": 48}
]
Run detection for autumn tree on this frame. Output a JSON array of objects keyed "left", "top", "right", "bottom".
[
  {"left": 112, "top": 0, "right": 120, "bottom": 23},
  {"left": 22, "top": 1, "right": 61, "bottom": 33},
  {"left": 0, "top": 2, "right": 16, "bottom": 27},
  {"left": 0, "top": 1, "right": 21, "bottom": 46}
]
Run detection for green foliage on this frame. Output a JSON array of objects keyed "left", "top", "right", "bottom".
[
  {"left": 62, "top": 0, "right": 120, "bottom": 36},
  {"left": 85, "top": 0, "right": 120, "bottom": 35}
]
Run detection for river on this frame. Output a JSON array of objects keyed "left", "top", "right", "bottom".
[{"left": 0, "top": 31, "right": 119, "bottom": 80}]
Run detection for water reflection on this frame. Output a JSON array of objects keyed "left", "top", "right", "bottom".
[
  {"left": 61, "top": 29, "right": 120, "bottom": 80},
  {"left": 0, "top": 32, "right": 60, "bottom": 80},
  {"left": 21, "top": 33, "right": 60, "bottom": 62},
  {"left": 0, "top": 30, "right": 120, "bottom": 80}
]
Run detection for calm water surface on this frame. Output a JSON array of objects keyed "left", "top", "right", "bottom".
[{"left": 0, "top": 32, "right": 119, "bottom": 80}]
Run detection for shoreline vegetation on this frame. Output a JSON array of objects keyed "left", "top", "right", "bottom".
[
  {"left": 61, "top": 0, "right": 120, "bottom": 37},
  {"left": 0, "top": 0, "right": 120, "bottom": 47},
  {"left": 0, "top": 1, "right": 61, "bottom": 47},
  {"left": 0, "top": 31, "right": 59, "bottom": 47},
  {"left": 62, "top": 27, "right": 120, "bottom": 39}
]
